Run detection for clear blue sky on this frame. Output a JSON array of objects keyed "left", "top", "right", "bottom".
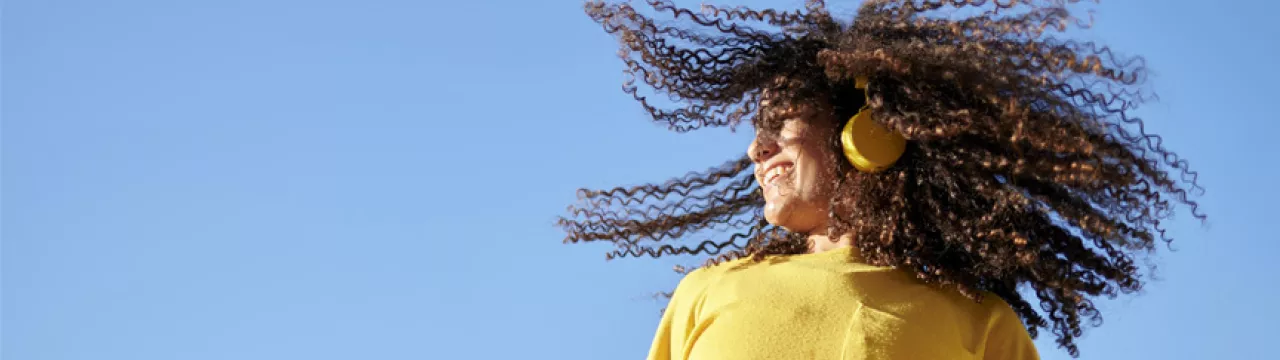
[{"left": 4, "top": 1, "right": 1278, "bottom": 359}]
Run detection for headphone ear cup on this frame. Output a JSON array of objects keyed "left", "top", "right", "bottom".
[{"left": 840, "top": 108, "right": 906, "bottom": 173}]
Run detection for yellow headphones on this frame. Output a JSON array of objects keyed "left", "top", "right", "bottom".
[{"left": 840, "top": 76, "right": 906, "bottom": 173}]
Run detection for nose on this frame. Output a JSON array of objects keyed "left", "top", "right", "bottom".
[{"left": 749, "top": 137, "right": 780, "bottom": 163}]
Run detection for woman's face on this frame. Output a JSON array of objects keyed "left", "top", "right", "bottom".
[{"left": 748, "top": 110, "right": 840, "bottom": 234}]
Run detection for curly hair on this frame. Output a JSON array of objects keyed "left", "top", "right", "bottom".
[{"left": 558, "top": 0, "right": 1205, "bottom": 356}]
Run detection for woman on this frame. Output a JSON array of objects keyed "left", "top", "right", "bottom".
[{"left": 559, "top": 1, "right": 1204, "bottom": 359}]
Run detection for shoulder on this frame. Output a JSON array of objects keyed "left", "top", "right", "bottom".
[
  {"left": 675, "top": 258, "right": 742, "bottom": 288},
  {"left": 669, "top": 257, "right": 756, "bottom": 298},
  {"left": 977, "top": 294, "right": 1024, "bottom": 327},
  {"left": 977, "top": 295, "right": 1039, "bottom": 359},
  {"left": 936, "top": 290, "right": 1027, "bottom": 330}
]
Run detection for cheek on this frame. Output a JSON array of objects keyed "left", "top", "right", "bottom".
[
  {"left": 798, "top": 164, "right": 827, "bottom": 196},
  {"left": 796, "top": 154, "right": 835, "bottom": 195}
]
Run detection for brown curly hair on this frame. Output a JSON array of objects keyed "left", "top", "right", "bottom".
[{"left": 558, "top": 0, "right": 1205, "bottom": 357}]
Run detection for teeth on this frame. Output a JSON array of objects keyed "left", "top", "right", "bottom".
[{"left": 764, "top": 165, "right": 792, "bottom": 187}]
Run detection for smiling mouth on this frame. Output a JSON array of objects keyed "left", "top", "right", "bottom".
[{"left": 762, "top": 163, "right": 794, "bottom": 191}]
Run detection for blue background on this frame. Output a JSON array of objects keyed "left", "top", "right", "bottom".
[{"left": 5, "top": 1, "right": 1277, "bottom": 359}]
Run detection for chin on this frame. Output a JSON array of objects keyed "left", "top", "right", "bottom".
[
  {"left": 763, "top": 202, "right": 798, "bottom": 230},
  {"left": 763, "top": 200, "right": 824, "bottom": 234},
  {"left": 763, "top": 212, "right": 785, "bottom": 228}
]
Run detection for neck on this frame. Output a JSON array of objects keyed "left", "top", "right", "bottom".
[{"left": 807, "top": 232, "right": 853, "bottom": 253}]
